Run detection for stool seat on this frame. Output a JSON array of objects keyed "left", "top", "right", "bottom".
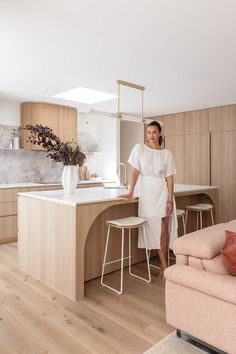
[
  {"left": 176, "top": 209, "right": 186, "bottom": 217},
  {"left": 106, "top": 216, "right": 146, "bottom": 228},
  {"left": 186, "top": 203, "right": 213, "bottom": 211},
  {"left": 185, "top": 203, "right": 214, "bottom": 231}
]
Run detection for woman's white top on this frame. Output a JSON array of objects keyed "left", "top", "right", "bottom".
[{"left": 128, "top": 143, "right": 178, "bottom": 249}]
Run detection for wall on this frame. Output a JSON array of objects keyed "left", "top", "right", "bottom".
[
  {"left": 78, "top": 112, "right": 119, "bottom": 180},
  {"left": 0, "top": 100, "right": 20, "bottom": 125},
  {"left": 0, "top": 99, "right": 63, "bottom": 183},
  {"left": 120, "top": 120, "right": 144, "bottom": 184},
  {"left": 0, "top": 100, "right": 119, "bottom": 182}
]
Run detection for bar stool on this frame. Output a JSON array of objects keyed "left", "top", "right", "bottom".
[
  {"left": 148, "top": 209, "right": 187, "bottom": 269},
  {"left": 176, "top": 209, "right": 187, "bottom": 235},
  {"left": 185, "top": 203, "right": 214, "bottom": 231},
  {"left": 101, "top": 216, "right": 151, "bottom": 295}
]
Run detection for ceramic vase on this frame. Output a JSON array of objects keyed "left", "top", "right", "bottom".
[{"left": 62, "top": 165, "right": 78, "bottom": 193}]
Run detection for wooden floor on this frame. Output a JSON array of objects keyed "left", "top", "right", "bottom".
[{"left": 0, "top": 243, "right": 174, "bottom": 354}]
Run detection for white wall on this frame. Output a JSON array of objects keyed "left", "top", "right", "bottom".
[
  {"left": 78, "top": 112, "right": 119, "bottom": 180},
  {"left": 120, "top": 120, "right": 144, "bottom": 183},
  {"left": 0, "top": 100, "right": 20, "bottom": 125}
]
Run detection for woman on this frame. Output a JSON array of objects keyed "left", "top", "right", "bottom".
[{"left": 120, "top": 121, "right": 177, "bottom": 278}]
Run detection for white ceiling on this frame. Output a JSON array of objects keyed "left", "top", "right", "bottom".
[{"left": 0, "top": 0, "right": 236, "bottom": 116}]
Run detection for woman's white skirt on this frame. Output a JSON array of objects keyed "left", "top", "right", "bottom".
[{"left": 138, "top": 175, "right": 178, "bottom": 250}]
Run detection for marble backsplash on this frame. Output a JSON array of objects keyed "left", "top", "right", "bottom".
[
  {"left": 0, "top": 123, "right": 63, "bottom": 183},
  {"left": 0, "top": 149, "right": 63, "bottom": 183}
]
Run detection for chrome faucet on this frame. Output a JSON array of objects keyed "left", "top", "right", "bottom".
[{"left": 117, "top": 162, "right": 128, "bottom": 187}]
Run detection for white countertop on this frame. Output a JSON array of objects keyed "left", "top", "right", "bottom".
[
  {"left": 0, "top": 179, "right": 107, "bottom": 189},
  {"left": 18, "top": 184, "right": 218, "bottom": 207}
]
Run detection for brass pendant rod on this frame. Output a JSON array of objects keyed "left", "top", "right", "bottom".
[{"left": 116, "top": 80, "right": 145, "bottom": 91}]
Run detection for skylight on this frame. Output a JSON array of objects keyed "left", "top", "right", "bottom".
[{"left": 54, "top": 87, "right": 117, "bottom": 104}]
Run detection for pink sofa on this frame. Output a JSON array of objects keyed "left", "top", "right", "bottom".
[{"left": 165, "top": 220, "right": 236, "bottom": 354}]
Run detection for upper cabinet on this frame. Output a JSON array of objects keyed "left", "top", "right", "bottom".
[
  {"left": 209, "top": 105, "right": 236, "bottom": 132},
  {"left": 184, "top": 109, "right": 209, "bottom": 134},
  {"left": 20, "top": 102, "right": 77, "bottom": 150},
  {"left": 162, "top": 113, "right": 185, "bottom": 136},
  {"left": 58, "top": 105, "right": 77, "bottom": 143}
]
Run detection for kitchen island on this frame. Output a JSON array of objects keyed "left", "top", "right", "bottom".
[{"left": 18, "top": 184, "right": 218, "bottom": 301}]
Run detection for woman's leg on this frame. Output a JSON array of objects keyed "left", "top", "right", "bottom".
[{"left": 157, "top": 216, "right": 169, "bottom": 276}]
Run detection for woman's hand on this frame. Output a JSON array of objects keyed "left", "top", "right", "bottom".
[
  {"left": 166, "top": 201, "right": 173, "bottom": 216},
  {"left": 118, "top": 192, "right": 134, "bottom": 201}
]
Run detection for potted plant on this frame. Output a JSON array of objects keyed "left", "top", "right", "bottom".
[{"left": 23, "top": 124, "right": 86, "bottom": 193}]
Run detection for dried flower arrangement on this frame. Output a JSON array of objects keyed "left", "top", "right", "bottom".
[{"left": 23, "top": 124, "right": 86, "bottom": 166}]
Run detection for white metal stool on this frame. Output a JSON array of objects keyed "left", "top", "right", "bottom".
[
  {"left": 168, "top": 209, "right": 187, "bottom": 265},
  {"left": 101, "top": 216, "right": 151, "bottom": 295},
  {"left": 185, "top": 203, "right": 214, "bottom": 230},
  {"left": 149, "top": 209, "right": 187, "bottom": 268}
]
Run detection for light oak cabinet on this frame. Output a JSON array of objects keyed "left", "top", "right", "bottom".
[
  {"left": 209, "top": 105, "right": 236, "bottom": 132},
  {"left": 165, "top": 135, "right": 185, "bottom": 183},
  {"left": 163, "top": 113, "right": 185, "bottom": 136},
  {"left": 184, "top": 133, "right": 210, "bottom": 185},
  {"left": 0, "top": 188, "right": 30, "bottom": 244},
  {"left": 58, "top": 106, "right": 77, "bottom": 143},
  {"left": 184, "top": 109, "right": 209, "bottom": 134},
  {"left": 165, "top": 133, "right": 210, "bottom": 185},
  {"left": 20, "top": 102, "right": 77, "bottom": 150},
  {"left": 211, "top": 131, "right": 236, "bottom": 223},
  {"left": 159, "top": 104, "right": 236, "bottom": 222},
  {"left": 0, "top": 186, "right": 62, "bottom": 244}
]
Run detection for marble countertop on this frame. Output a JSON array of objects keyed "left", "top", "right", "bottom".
[{"left": 18, "top": 184, "right": 218, "bottom": 207}]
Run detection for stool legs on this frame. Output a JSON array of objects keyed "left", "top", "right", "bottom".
[
  {"left": 185, "top": 208, "right": 214, "bottom": 232},
  {"left": 101, "top": 225, "right": 111, "bottom": 288},
  {"left": 182, "top": 214, "right": 186, "bottom": 235},
  {"left": 210, "top": 209, "right": 214, "bottom": 225},
  {"left": 101, "top": 224, "right": 151, "bottom": 295},
  {"left": 185, "top": 210, "right": 189, "bottom": 233},
  {"left": 200, "top": 211, "right": 203, "bottom": 229},
  {"left": 120, "top": 228, "right": 125, "bottom": 294},
  {"left": 128, "top": 226, "right": 151, "bottom": 283},
  {"left": 101, "top": 226, "right": 125, "bottom": 295}
]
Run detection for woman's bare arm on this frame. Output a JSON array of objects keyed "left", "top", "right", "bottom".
[
  {"left": 166, "top": 175, "right": 174, "bottom": 215},
  {"left": 119, "top": 167, "right": 140, "bottom": 200}
]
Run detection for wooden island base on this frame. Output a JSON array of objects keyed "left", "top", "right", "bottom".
[{"left": 18, "top": 185, "right": 218, "bottom": 301}]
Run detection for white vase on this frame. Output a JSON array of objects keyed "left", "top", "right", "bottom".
[{"left": 62, "top": 165, "right": 78, "bottom": 193}]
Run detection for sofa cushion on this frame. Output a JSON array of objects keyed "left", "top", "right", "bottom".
[
  {"left": 203, "top": 254, "right": 230, "bottom": 275},
  {"left": 173, "top": 223, "right": 227, "bottom": 259},
  {"left": 221, "top": 230, "right": 236, "bottom": 276},
  {"left": 165, "top": 264, "right": 236, "bottom": 305},
  {"left": 227, "top": 220, "right": 236, "bottom": 231}
]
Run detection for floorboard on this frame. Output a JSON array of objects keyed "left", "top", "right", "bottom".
[{"left": 0, "top": 243, "right": 174, "bottom": 354}]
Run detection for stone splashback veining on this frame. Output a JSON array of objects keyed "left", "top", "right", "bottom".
[
  {"left": 0, "top": 124, "right": 63, "bottom": 183},
  {"left": 0, "top": 149, "right": 63, "bottom": 184}
]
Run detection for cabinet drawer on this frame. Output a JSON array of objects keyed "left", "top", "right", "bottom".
[
  {"left": 0, "top": 215, "right": 17, "bottom": 239},
  {"left": 0, "top": 188, "right": 30, "bottom": 202},
  {"left": 0, "top": 202, "right": 17, "bottom": 216}
]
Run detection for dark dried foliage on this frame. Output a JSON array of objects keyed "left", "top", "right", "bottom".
[{"left": 23, "top": 124, "right": 86, "bottom": 166}]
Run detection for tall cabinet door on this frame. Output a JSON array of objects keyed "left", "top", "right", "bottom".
[
  {"left": 211, "top": 131, "right": 236, "bottom": 222},
  {"left": 165, "top": 135, "right": 185, "bottom": 183},
  {"left": 184, "top": 133, "right": 210, "bottom": 185}
]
